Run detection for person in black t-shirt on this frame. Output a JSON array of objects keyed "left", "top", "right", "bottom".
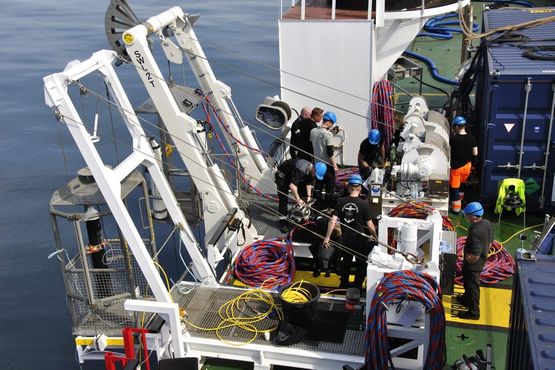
[
  {"left": 450, "top": 116, "right": 478, "bottom": 214},
  {"left": 289, "top": 107, "right": 310, "bottom": 159},
  {"left": 358, "top": 129, "right": 385, "bottom": 180},
  {"left": 290, "top": 107, "right": 322, "bottom": 161},
  {"left": 459, "top": 202, "right": 493, "bottom": 320},
  {"left": 323, "top": 174, "right": 377, "bottom": 289},
  {"left": 275, "top": 158, "right": 315, "bottom": 232}
]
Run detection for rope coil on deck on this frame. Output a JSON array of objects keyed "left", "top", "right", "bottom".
[
  {"left": 280, "top": 280, "right": 314, "bottom": 303},
  {"left": 233, "top": 238, "right": 295, "bottom": 288},
  {"left": 366, "top": 270, "right": 446, "bottom": 370},
  {"left": 387, "top": 201, "right": 454, "bottom": 232},
  {"left": 455, "top": 236, "right": 516, "bottom": 285}
]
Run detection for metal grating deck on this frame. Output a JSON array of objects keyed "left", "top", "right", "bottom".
[
  {"left": 173, "top": 283, "right": 365, "bottom": 355},
  {"left": 238, "top": 192, "right": 315, "bottom": 257},
  {"left": 239, "top": 192, "right": 283, "bottom": 240}
]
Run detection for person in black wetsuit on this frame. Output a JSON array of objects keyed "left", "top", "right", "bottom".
[
  {"left": 290, "top": 107, "right": 322, "bottom": 161},
  {"left": 459, "top": 202, "right": 493, "bottom": 320},
  {"left": 322, "top": 174, "right": 377, "bottom": 289},
  {"left": 275, "top": 158, "right": 315, "bottom": 233}
]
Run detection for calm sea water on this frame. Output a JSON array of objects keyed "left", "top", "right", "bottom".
[{"left": 0, "top": 1, "right": 279, "bottom": 368}]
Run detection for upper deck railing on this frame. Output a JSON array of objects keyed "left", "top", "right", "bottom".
[{"left": 280, "top": 0, "right": 469, "bottom": 26}]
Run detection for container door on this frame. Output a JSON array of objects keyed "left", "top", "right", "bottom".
[{"left": 480, "top": 77, "right": 555, "bottom": 212}]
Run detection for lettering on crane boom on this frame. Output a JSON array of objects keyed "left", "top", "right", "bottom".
[{"left": 134, "top": 50, "right": 156, "bottom": 87}]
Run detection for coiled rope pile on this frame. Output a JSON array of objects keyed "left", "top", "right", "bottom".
[
  {"left": 233, "top": 238, "right": 295, "bottom": 288},
  {"left": 455, "top": 236, "right": 516, "bottom": 285},
  {"left": 388, "top": 201, "right": 454, "bottom": 231},
  {"left": 371, "top": 80, "right": 395, "bottom": 152},
  {"left": 280, "top": 280, "right": 316, "bottom": 303},
  {"left": 335, "top": 166, "right": 358, "bottom": 191},
  {"left": 366, "top": 270, "right": 446, "bottom": 370}
]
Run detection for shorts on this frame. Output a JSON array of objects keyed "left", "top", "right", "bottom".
[{"left": 449, "top": 162, "right": 471, "bottom": 189}]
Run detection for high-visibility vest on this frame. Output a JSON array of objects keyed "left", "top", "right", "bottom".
[{"left": 494, "top": 178, "right": 526, "bottom": 216}]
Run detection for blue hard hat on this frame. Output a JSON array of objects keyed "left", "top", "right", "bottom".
[
  {"left": 368, "top": 129, "right": 381, "bottom": 145},
  {"left": 323, "top": 111, "right": 337, "bottom": 124},
  {"left": 315, "top": 162, "right": 327, "bottom": 180},
  {"left": 348, "top": 174, "right": 364, "bottom": 186},
  {"left": 463, "top": 202, "right": 484, "bottom": 217},
  {"left": 453, "top": 116, "right": 467, "bottom": 126}
]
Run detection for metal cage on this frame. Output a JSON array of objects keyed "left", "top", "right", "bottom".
[{"left": 49, "top": 169, "right": 157, "bottom": 336}]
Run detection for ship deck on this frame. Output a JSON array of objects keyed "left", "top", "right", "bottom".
[
  {"left": 64, "top": 2, "right": 553, "bottom": 369},
  {"left": 202, "top": 1, "right": 552, "bottom": 368},
  {"left": 194, "top": 210, "right": 544, "bottom": 369},
  {"left": 173, "top": 283, "right": 366, "bottom": 355}
]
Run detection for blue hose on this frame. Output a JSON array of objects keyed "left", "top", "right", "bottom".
[
  {"left": 418, "top": 12, "right": 479, "bottom": 40},
  {"left": 403, "top": 50, "right": 459, "bottom": 86}
]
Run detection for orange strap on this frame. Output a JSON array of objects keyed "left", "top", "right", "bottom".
[{"left": 86, "top": 240, "right": 106, "bottom": 254}]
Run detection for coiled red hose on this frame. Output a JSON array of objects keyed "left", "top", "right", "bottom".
[{"left": 455, "top": 236, "right": 515, "bottom": 285}]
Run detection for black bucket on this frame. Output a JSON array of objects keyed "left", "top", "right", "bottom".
[{"left": 279, "top": 281, "right": 320, "bottom": 326}]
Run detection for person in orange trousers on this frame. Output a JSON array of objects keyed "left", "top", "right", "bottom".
[{"left": 449, "top": 116, "right": 477, "bottom": 214}]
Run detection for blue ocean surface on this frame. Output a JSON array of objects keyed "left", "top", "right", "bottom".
[{"left": 0, "top": 1, "right": 279, "bottom": 368}]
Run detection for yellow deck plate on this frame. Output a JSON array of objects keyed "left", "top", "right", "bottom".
[
  {"left": 444, "top": 286, "right": 511, "bottom": 329},
  {"left": 294, "top": 270, "right": 342, "bottom": 287},
  {"left": 231, "top": 270, "right": 344, "bottom": 289},
  {"left": 75, "top": 336, "right": 124, "bottom": 347}
]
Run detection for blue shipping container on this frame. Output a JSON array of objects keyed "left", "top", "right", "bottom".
[
  {"left": 507, "top": 253, "right": 555, "bottom": 370},
  {"left": 476, "top": 8, "right": 555, "bottom": 212}
]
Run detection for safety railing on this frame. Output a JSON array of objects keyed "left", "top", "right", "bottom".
[{"left": 280, "top": 0, "right": 468, "bottom": 25}]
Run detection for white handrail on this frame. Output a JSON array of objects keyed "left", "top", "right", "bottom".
[{"left": 376, "top": 0, "right": 385, "bottom": 27}]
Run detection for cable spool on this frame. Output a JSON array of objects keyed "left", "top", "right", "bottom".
[{"left": 279, "top": 281, "right": 320, "bottom": 326}]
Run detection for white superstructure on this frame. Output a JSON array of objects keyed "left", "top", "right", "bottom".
[{"left": 278, "top": 0, "right": 469, "bottom": 164}]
